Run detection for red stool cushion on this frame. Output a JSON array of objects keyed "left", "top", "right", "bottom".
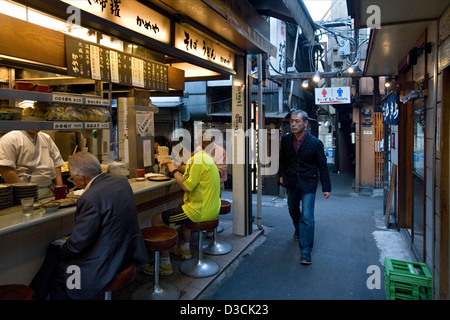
[
  {"left": 103, "top": 263, "right": 136, "bottom": 293},
  {"left": 220, "top": 200, "right": 231, "bottom": 215},
  {"left": 186, "top": 217, "right": 219, "bottom": 231},
  {"left": 141, "top": 226, "right": 178, "bottom": 252},
  {"left": 0, "top": 284, "right": 33, "bottom": 300}
]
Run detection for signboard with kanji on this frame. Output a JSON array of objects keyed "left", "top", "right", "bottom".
[
  {"left": 381, "top": 92, "right": 399, "bottom": 125},
  {"left": 315, "top": 86, "right": 351, "bottom": 105},
  {"left": 65, "top": 35, "right": 168, "bottom": 91}
]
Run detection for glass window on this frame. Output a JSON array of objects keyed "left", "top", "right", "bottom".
[{"left": 413, "top": 98, "right": 425, "bottom": 178}]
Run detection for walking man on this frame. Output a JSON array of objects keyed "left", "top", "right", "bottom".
[{"left": 278, "top": 110, "right": 331, "bottom": 265}]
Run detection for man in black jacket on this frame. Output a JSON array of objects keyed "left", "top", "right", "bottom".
[{"left": 278, "top": 110, "right": 331, "bottom": 265}]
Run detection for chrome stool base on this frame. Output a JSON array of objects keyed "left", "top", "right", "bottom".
[
  {"left": 131, "top": 282, "right": 180, "bottom": 300},
  {"left": 180, "top": 227, "right": 220, "bottom": 278},
  {"left": 179, "top": 258, "right": 220, "bottom": 278},
  {"left": 203, "top": 228, "right": 232, "bottom": 255}
]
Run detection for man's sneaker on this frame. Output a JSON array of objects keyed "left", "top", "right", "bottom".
[
  {"left": 300, "top": 253, "right": 311, "bottom": 265},
  {"left": 142, "top": 263, "right": 173, "bottom": 276},
  {"left": 293, "top": 231, "right": 299, "bottom": 241},
  {"left": 172, "top": 245, "right": 192, "bottom": 260}
]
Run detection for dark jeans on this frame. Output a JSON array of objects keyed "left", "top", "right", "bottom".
[
  {"left": 29, "top": 243, "right": 71, "bottom": 300},
  {"left": 287, "top": 186, "right": 316, "bottom": 254}
]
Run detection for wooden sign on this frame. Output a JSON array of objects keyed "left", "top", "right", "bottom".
[{"left": 65, "top": 35, "right": 168, "bottom": 91}]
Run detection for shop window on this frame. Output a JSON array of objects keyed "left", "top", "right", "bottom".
[{"left": 413, "top": 98, "right": 425, "bottom": 178}]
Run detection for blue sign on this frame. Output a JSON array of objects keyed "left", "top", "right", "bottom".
[{"left": 382, "top": 92, "right": 399, "bottom": 125}]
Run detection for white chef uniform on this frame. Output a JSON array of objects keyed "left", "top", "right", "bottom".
[{"left": 0, "top": 131, "right": 65, "bottom": 199}]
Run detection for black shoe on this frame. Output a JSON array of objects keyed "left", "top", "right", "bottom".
[
  {"left": 300, "top": 253, "right": 311, "bottom": 265},
  {"left": 293, "top": 231, "right": 299, "bottom": 241}
]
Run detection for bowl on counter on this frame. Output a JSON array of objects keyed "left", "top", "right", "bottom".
[{"left": 41, "top": 202, "right": 61, "bottom": 213}]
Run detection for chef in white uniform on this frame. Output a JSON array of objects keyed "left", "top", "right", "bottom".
[{"left": 0, "top": 130, "right": 65, "bottom": 199}]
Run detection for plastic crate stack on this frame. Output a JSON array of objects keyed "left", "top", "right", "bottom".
[{"left": 384, "top": 258, "right": 432, "bottom": 300}]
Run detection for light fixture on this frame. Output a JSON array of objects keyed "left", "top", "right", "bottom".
[
  {"left": 385, "top": 76, "right": 396, "bottom": 88},
  {"left": 348, "top": 66, "right": 354, "bottom": 73},
  {"left": 302, "top": 80, "right": 309, "bottom": 88},
  {"left": 313, "top": 71, "right": 320, "bottom": 82}
]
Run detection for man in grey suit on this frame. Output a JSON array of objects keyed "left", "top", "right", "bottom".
[{"left": 30, "top": 151, "right": 148, "bottom": 299}]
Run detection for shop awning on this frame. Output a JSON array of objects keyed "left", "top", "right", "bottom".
[
  {"left": 146, "top": 0, "right": 277, "bottom": 57},
  {"left": 347, "top": 0, "right": 450, "bottom": 77}
]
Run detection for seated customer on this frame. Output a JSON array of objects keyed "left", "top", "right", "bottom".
[
  {"left": 30, "top": 151, "right": 148, "bottom": 300},
  {"left": 144, "top": 137, "right": 221, "bottom": 276}
]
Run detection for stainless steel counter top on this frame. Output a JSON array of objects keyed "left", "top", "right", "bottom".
[{"left": 0, "top": 177, "right": 177, "bottom": 236}]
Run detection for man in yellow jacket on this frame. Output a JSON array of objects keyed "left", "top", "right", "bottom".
[{"left": 145, "top": 134, "right": 221, "bottom": 276}]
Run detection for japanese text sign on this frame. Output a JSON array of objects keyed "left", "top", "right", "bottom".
[{"left": 382, "top": 92, "right": 399, "bottom": 125}]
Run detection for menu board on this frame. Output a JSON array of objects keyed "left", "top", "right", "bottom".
[{"left": 65, "top": 35, "right": 168, "bottom": 91}]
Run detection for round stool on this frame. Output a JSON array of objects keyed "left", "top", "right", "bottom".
[
  {"left": 103, "top": 263, "right": 136, "bottom": 300},
  {"left": 203, "top": 201, "right": 232, "bottom": 255},
  {"left": 179, "top": 218, "right": 221, "bottom": 278},
  {"left": 131, "top": 226, "right": 180, "bottom": 300},
  {"left": 216, "top": 200, "right": 231, "bottom": 233},
  {"left": 0, "top": 284, "right": 33, "bottom": 300}
]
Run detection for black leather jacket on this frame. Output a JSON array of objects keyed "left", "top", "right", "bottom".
[{"left": 278, "top": 132, "right": 331, "bottom": 193}]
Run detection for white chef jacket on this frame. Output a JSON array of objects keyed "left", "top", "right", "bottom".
[{"left": 0, "top": 131, "right": 65, "bottom": 198}]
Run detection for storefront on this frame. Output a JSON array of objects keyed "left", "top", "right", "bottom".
[
  {"left": 0, "top": 0, "right": 277, "bottom": 287},
  {"left": 348, "top": 0, "right": 450, "bottom": 299}
]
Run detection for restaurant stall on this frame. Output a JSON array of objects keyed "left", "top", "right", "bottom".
[{"left": 0, "top": 0, "right": 275, "bottom": 285}]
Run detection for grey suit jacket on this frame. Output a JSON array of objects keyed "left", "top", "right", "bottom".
[{"left": 60, "top": 173, "right": 148, "bottom": 299}]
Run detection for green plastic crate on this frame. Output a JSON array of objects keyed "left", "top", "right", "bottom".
[{"left": 384, "top": 258, "right": 432, "bottom": 300}]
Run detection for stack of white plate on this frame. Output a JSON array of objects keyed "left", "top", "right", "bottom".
[
  {"left": 12, "top": 182, "right": 38, "bottom": 205},
  {"left": 0, "top": 184, "right": 13, "bottom": 210}
]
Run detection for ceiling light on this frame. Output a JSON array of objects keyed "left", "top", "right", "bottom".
[
  {"left": 313, "top": 71, "right": 320, "bottom": 82},
  {"left": 302, "top": 80, "right": 309, "bottom": 88}
]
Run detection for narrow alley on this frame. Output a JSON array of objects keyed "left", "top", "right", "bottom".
[{"left": 198, "top": 171, "right": 413, "bottom": 300}]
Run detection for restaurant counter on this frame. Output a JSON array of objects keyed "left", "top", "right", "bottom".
[{"left": 0, "top": 176, "right": 184, "bottom": 285}]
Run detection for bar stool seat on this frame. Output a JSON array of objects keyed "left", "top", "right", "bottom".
[
  {"left": 203, "top": 200, "right": 232, "bottom": 255},
  {"left": 131, "top": 226, "right": 180, "bottom": 300},
  {"left": 103, "top": 263, "right": 136, "bottom": 300},
  {"left": 216, "top": 200, "right": 231, "bottom": 233},
  {"left": 179, "top": 218, "right": 221, "bottom": 278},
  {"left": 0, "top": 284, "right": 33, "bottom": 300}
]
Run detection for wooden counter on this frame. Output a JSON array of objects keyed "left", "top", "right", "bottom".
[{"left": 0, "top": 177, "right": 184, "bottom": 285}]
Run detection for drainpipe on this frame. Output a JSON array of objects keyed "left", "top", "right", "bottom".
[{"left": 257, "top": 54, "right": 263, "bottom": 230}]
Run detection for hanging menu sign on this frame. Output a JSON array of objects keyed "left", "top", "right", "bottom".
[{"left": 65, "top": 35, "right": 168, "bottom": 91}]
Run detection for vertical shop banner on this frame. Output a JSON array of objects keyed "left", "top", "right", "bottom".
[
  {"left": 382, "top": 92, "right": 399, "bottom": 125},
  {"left": 269, "top": 17, "right": 286, "bottom": 75}
]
